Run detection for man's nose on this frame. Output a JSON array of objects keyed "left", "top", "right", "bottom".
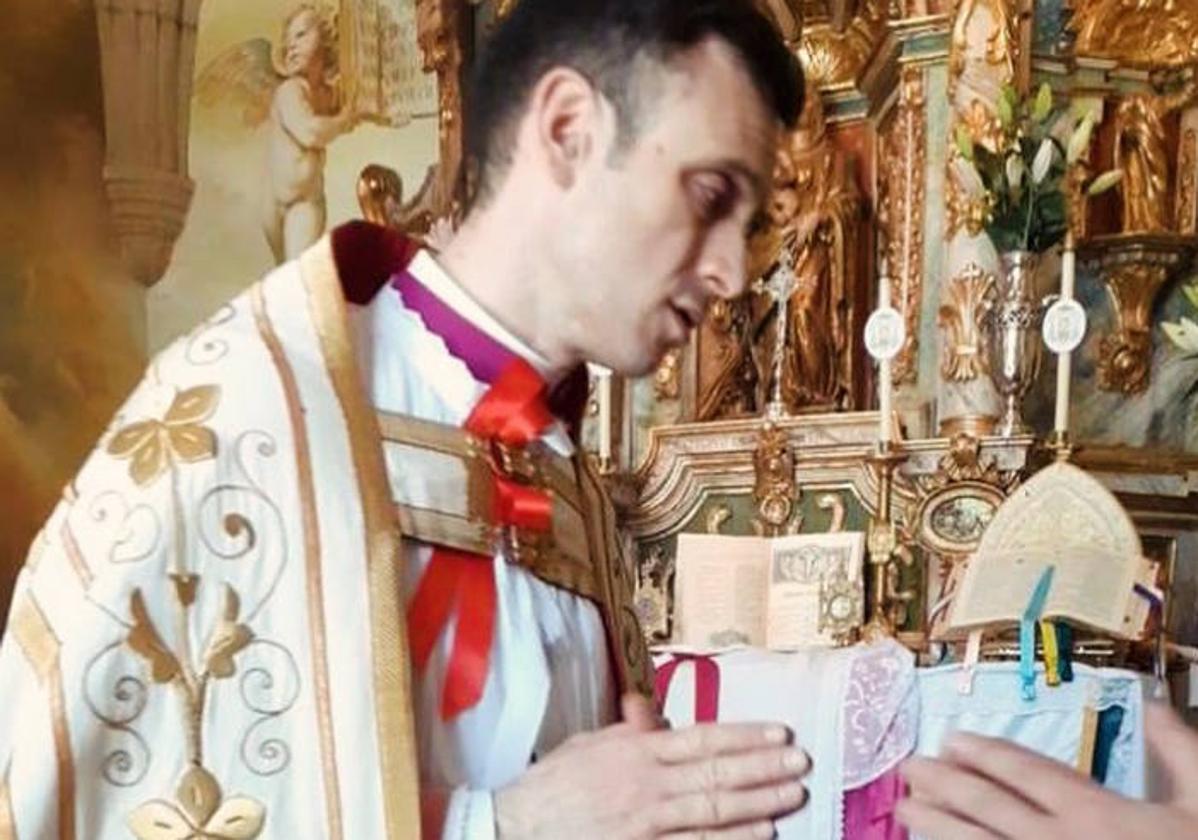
[{"left": 697, "top": 224, "right": 749, "bottom": 300}]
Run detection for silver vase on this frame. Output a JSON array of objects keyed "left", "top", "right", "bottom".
[{"left": 985, "top": 251, "right": 1044, "bottom": 438}]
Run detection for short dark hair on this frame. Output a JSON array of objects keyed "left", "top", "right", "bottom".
[{"left": 464, "top": 0, "right": 804, "bottom": 204}]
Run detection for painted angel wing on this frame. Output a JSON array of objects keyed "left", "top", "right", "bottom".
[{"left": 194, "top": 38, "right": 281, "bottom": 127}]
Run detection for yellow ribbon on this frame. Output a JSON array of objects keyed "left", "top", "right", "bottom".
[{"left": 1040, "top": 620, "right": 1060, "bottom": 687}]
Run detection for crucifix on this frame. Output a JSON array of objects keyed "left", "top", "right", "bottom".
[{"left": 753, "top": 244, "right": 798, "bottom": 419}]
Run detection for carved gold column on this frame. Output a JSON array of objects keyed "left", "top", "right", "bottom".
[
  {"left": 416, "top": 0, "right": 470, "bottom": 218},
  {"left": 879, "top": 65, "right": 927, "bottom": 386},
  {"left": 862, "top": 442, "right": 914, "bottom": 640},
  {"left": 94, "top": 0, "right": 202, "bottom": 287}
]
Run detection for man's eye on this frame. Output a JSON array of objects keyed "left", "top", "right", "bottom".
[{"left": 691, "top": 174, "right": 736, "bottom": 223}]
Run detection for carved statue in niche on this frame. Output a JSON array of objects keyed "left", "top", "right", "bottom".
[
  {"left": 1114, "top": 78, "right": 1198, "bottom": 233},
  {"left": 755, "top": 85, "right": 860, "bottom": 412},
  {"left": 697, "top": 84, "right": 860, "bottom": 420},
  {"left": 948, "top": 0, "right": 1021, "bottom": 99}
]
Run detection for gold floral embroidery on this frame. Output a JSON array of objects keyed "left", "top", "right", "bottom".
[
  {"left": 127, "top": 589, "right": 182, "bottom": 684},
  {"left": 127, "top": 765, "right": 265, "bottom": 840},
  {"left": 202, "top": 587, "right": 253, "bottom": 679},
  {"left": 108, "top": 385, "right": 220, "bottom": 487}
]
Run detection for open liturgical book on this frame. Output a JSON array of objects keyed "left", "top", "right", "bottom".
[
  {"left": 673, "top": 532, "right": 866, "bottom": 650},
  {"left": 946, "top": 462, "right": 1158, "bottom": 640}
]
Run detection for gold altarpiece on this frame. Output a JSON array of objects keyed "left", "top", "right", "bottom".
[
  {"left": 380, "top": 0, "right": 1198, "bottom": 659},
  {"left": 609, "top": 0, "right": 1198, "bottom": 658}
]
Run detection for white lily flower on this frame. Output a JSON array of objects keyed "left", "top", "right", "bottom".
[
  {"left": 1006, "top": 155, "right": 1025, "bottom": 193},
  {"left": 1162, "top": 317, "right": 1198, "bottom": 353},
  {"left": 1067, "top": 113, "right": 1096, "bottom": 164},
  {"left": 1031, "top": 137, "right": 1055, "bottom": 184}
]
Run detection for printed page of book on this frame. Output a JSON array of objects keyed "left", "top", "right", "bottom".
[
  {"left": 949, "top": 548, "right": 1137, "bottom": 636},
  {"left": 674, "top": 534, "right": 769, "bottom": 649},
  {"left": 764, "top": 532, "right": 865, "bottom": 649}
]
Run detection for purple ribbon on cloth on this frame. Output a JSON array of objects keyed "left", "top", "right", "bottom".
[
  {"left": 391, "top": 268, "right": 590, "bottom": 434},
  {"left": 844, "top": 770, "right": 908, "bottom": 840}
]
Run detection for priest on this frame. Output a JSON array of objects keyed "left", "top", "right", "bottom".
[{"left": 0, "top": 1, "right": 813, "bottom": 837}]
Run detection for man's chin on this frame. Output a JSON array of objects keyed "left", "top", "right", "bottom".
[{"left": 589, "top": 348, "right": 661, "bottom": 379}]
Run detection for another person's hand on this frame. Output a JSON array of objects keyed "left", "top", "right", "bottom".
[
  {"left": 897, "top": 702, "right": 1198, "bottom": 839},
  {"left": 494, "top": 693, "right": 811, "bottom": 839}
]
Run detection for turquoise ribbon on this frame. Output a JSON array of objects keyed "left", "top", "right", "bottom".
[{"left": 1020, "top": 566, "right": 1055, "bottom": 702}]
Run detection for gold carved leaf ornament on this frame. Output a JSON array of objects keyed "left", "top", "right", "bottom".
[
  {"left": 108, "top": 385, "right": 221, "bottom": 487},
  {"left": 128, "top": 765, "right": 265, "bottom": 840}
]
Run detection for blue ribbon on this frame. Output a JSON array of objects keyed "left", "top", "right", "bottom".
[
  {"left": 1055, "top": 621, "right": 1074, "bottom": 683},
  {"left": 1020, "top": 566, "right": 1055, "bottom": 702}
]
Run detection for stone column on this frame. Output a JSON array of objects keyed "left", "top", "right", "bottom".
[{"left": 94, "top": 0, "right": 202, "bottom": 287}]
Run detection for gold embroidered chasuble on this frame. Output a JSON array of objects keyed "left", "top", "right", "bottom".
[{"left": 0, "top": 227, "right": 649, "bottom": 839}]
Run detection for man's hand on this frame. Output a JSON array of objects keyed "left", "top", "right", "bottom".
[
  {"left": 494, "top": 694, "right": 811, "bottom": 839},
  {"left": 897, "top": 703, "right": 1198, "bottom": 839}
]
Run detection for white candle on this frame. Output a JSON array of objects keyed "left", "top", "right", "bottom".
[
  {"left": 597, "top": 367, "right": 613, "bottom": 462},
  {"left": 878, "top": 272, "right": 894, "bottom": 444},
  {"left": 1054, "top": 243, "right": 1076, "bottom": 434}
]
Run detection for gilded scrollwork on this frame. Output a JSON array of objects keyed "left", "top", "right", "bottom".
[
  {"left": 798, "top": 0, "right": 889, "bottom": 87},
  {"left": 654, "top": 348, "right": 682, "bottom": 401},
  {"left": 938, "top": 263, "right": 997, "bottom": 382},
  {"left": 753, "top": 422, "right": 801, "bottom": 535},
  {"left": 1084, "top": 236, "right": 1198, "bottom": 395},
  {"left": 1072, "top": 0, "right": 1198, "bottom": 68},
  {"left": 415, "top": 0, "right": 469, "bottom": 217},
  {"left": 1098, "top": 263, "right": 1169, "bottom": 395},
  {"left": 878, "top": 65, "right": 927, "bottom": 384},
  {"left": 1177, "top": 128, "right": 1197, "bottom": 234}
]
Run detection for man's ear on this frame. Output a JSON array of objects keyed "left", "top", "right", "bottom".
[{"left": 528, "top": 67, "right": 601, "bottom": 189}]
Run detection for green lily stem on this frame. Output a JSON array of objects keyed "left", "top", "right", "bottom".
[{"left": 1023, "top": 181, "right": 1037, "bottom": 251}]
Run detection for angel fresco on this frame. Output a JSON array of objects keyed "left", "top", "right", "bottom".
[{"left": 196, "top": 1, "right": 430, "bottom": 263}]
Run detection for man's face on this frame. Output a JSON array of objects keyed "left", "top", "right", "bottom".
[{"left": 553, "top": 37, "right": 777, "bottom": 376}]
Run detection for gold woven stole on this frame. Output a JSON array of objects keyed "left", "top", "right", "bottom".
[{"left": 375, "top": 411, "right": 651, "bottom": 696}]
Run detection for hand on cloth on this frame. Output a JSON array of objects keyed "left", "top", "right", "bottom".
[
  {"left": 495, "top": 693, "right": 811, "bottom": 839},
  {"left": 897, "top": 703, "right": 1198, "bottom": 839}
]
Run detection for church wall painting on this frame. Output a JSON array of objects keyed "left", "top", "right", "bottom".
[
  {"left": 0, "top": 0, "right": 146, "bottom": 623},
  {"left": 148, "top": 0, "right": 440, "bottom": 351}
]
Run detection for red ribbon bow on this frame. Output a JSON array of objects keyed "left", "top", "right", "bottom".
[{"left": 407, "top": 360, "right": 555, "bottom": 720}]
